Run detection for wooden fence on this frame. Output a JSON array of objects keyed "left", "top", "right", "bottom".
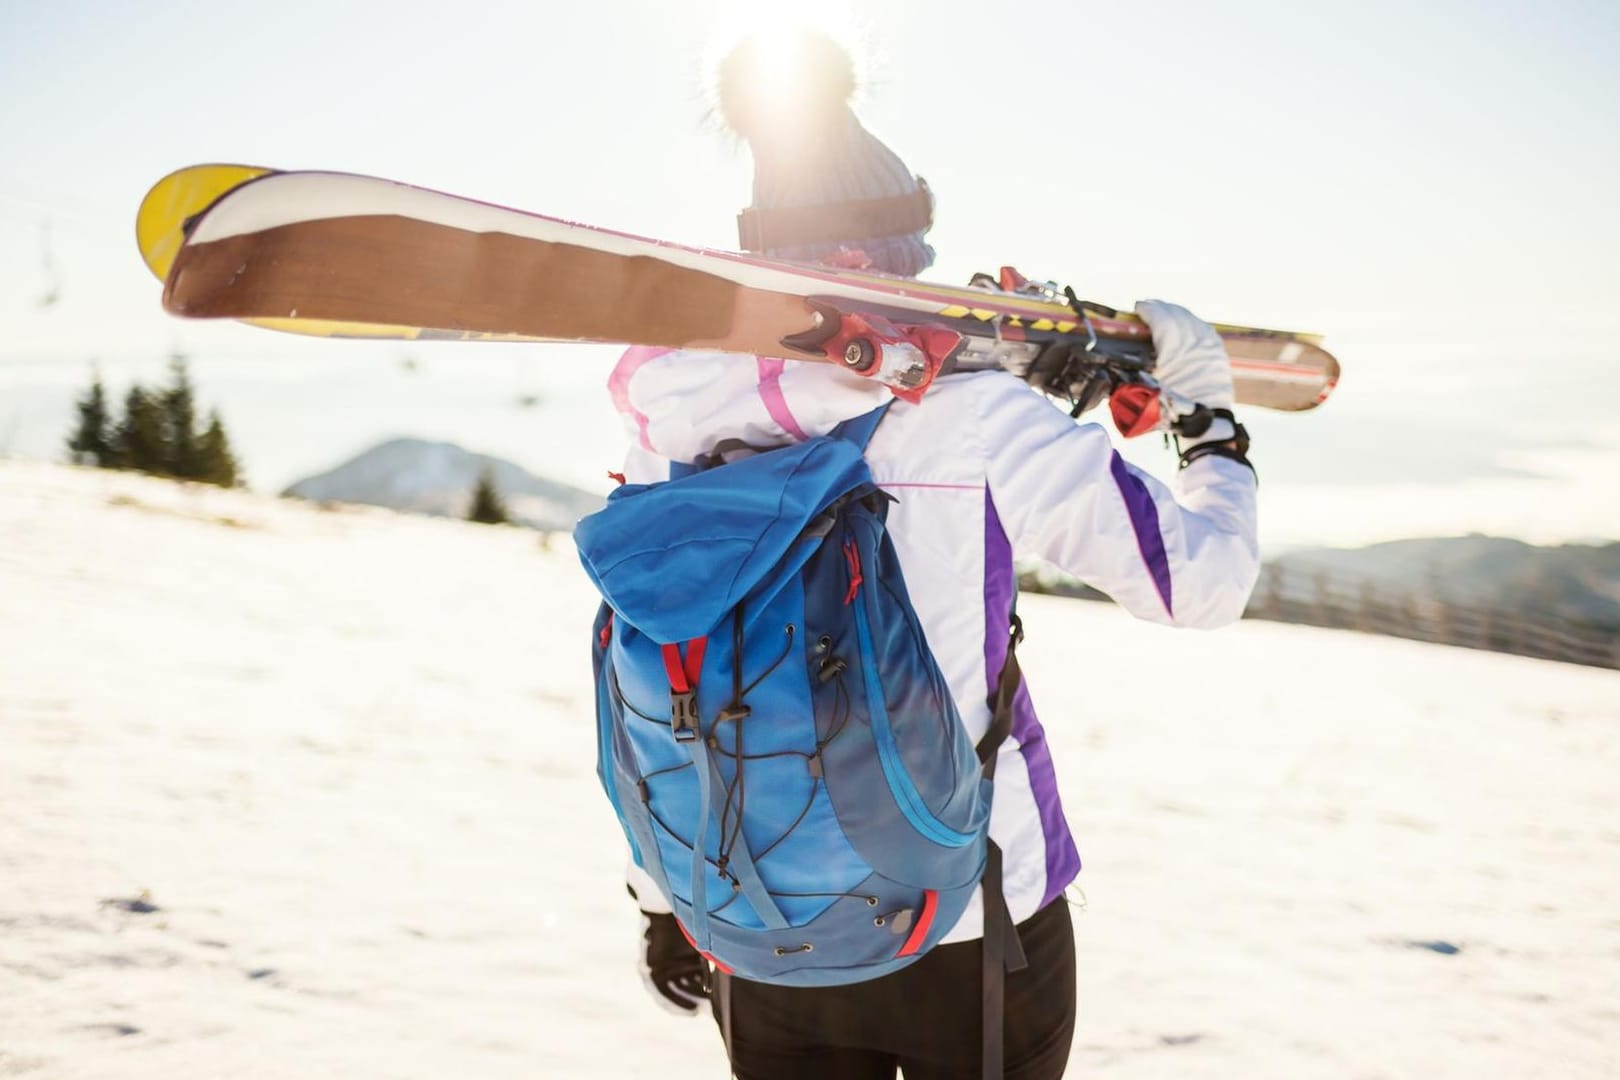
[
  {"left": 1021, "top": 563, "right": 1619, "bottom": 671},
  {"left": 1243, "top": 564, "right": 1619, "bottom": 670}
]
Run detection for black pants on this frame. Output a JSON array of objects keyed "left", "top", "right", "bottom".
[{"left": 715, "top": 898, "right": 1076, "bottom": 1079}]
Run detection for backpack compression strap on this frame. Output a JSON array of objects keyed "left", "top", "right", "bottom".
[{"left": 977, "top": 613, "right": 1028, "bottom": 1080}]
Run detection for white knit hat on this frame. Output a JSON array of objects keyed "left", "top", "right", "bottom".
[{"left": 715, "top": 30, "right": 935, "bottom": 278}]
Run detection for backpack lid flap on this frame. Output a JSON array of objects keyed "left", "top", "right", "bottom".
[{"left": 574, "top": 437, "right": 872, "bottom": 643}]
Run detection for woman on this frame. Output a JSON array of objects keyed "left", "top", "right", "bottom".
[{"left": 616, "top": 29, "right": 1258, "bottom": 1080}]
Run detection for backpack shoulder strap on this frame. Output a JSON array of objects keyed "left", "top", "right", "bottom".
[
  {"left": 827, "top": 401, "right": 895, "bottom": 451},
  {"left": 671, "top": 402, "right": 894, "bottom": 478},
  {"left": 977, "top": 613, "right": 1023, "bottom": 770}
]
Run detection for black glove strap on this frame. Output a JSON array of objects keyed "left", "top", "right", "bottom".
[{"left": 1178, "top": 409, "right": 1255, "bottom": 477}]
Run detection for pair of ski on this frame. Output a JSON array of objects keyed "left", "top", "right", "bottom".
[{"left": 136, "top": 165, "right": 1339, "bottom": 420}]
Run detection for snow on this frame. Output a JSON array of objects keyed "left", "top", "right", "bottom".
[{"left": 2, "top": 459, "right": 1616, "bottom": 1079}]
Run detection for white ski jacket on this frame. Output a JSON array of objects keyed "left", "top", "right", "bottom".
[{"left": 612, "top": 346, "right": 1260, "bottom": 944}]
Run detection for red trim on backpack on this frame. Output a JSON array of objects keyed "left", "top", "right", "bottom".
[
  {"left": 607, "top": 471, "right": 627, "bottom": 485},
  {"left": 675, "top": 916, "right": 734, "bottom": 975},
  {"left": 842, "top": 539, "right": 863, "bottom": 605},
  {"left": 659, "top": 637, "right": 708, "bottom": 692},
  {"left": 660, "top": 644, "right": 688, "bottom": 691},
  {"left": 895, "top": 889, "right": 939, "bottom": 958},
  {"left": 598, "top": 610, "right": 614, "bottom": 650},
  {"left": 684, "top": 637, "right": 708, "bottom": 684}
]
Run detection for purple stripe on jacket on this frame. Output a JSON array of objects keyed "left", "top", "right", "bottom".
[
  {"left": 984, "top": 491, "right": 1081, "bottom": 908},
  {"left": 1108, "top": 451, "right": 1174, "bottom": 618}
]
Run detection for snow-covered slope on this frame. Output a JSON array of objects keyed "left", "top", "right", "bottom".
[
  {"left": 282, "top": 437, "right": 604, "bottom": 531},
  {"left": 2, "top": 459, "right": 1615, "bottom": 1079}
]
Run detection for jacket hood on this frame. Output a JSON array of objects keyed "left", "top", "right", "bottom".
[{"left": 607, "top": 347, "right": 891, "bottom": 464}]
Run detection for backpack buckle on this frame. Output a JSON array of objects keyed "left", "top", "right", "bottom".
[{"left": 670, "top": 689, "right": 700, "bottom": 742}]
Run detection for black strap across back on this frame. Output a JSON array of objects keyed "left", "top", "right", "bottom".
[
  {"left": 714, "top": 617, "right": 1029, "bottom": 1080},
  {"left": 976, "top": 613, "right": 1028, "bottom": 1080}
]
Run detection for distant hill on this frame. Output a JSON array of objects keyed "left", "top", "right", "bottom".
[
  {"left": 282, "top": 438, "right": 604, "bottom": 531},
  {"left": 1023, "top": 531, "right": 1620, "bottom": 641},
  {"left": 1270, "top": 535, "right": 1620, "bottom": 628}
]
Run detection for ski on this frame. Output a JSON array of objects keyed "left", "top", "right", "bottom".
[
  {"left": 136, "top": 164, "right": 528, "bottom": 343},
  {"left": 147, "top": 167, "right": 1339, "bottom": 410}
]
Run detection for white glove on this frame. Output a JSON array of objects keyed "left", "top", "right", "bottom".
[{"left": 1134, "top": 299, "right": 1235, "bottom": 441}]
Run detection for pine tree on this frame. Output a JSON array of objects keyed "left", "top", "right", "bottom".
[
  {"left": 91, "top": 359, "right": 241, "bottom": 485},
  {"left": 159, "top": 354, "right": 200, "bottom": 478},
  {"left": 195, "top": 410, "right": 241, "bottom": 488},
  {"left": 110, "top": 386, "right": 167, "bottom": 472},
  {"left": 66, "top": 370, "right": 112, "bottom": 466},
  {"left": 467, "top": 467, "right": 509, "bottom": 525}
]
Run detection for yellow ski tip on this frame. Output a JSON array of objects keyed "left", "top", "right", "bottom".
[{"left": 136, "top": 164, "right": 274, "bottom": 281}]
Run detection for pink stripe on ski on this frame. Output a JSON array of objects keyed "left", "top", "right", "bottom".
[
  {"left": 608, "top": 346, "right": 670, "bottom": 453},
  {"left": 756, "top": 358, "right": 810, "bottom": 442}
]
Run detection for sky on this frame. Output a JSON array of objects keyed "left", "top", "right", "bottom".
[{"left": 1, "top": 0, "right": 1617, "bottom": 548}]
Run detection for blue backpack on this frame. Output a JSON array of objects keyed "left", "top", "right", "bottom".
[{"left": 575, "top": 406, "right": 1027, "bottom": 1076}]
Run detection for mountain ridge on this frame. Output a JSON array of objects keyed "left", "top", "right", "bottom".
[
  {"left": 282, "top": 437, "right": 604, "bottom": 531},
  {"left": 1270, "top": 534, "right": 1620, "bottom": 626}
]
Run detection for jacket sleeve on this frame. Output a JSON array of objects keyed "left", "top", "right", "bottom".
[
  {"left": 972, "top": 373, "right": 1259, "bottom": 628},
  {"left": 620, "top": 444, "right": 671, "bottom": 485}
]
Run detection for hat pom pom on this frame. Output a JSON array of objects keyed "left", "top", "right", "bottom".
[{"left": 714, "top": 28, "right": 857, "bottom": 142}]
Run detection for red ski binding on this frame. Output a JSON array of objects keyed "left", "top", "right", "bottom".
[{"left": 782, "top": 300, "right": 966, "bottom": 403}]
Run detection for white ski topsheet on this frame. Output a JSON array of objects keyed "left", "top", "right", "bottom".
[
  {"left": 184, "top": 172, "right": 1142, "bottom": 327},
  {"left": 180, "top": 171, "right": 1335, "bottom": 396}
]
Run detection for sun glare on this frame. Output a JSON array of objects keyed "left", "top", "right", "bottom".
[{"left": 702, "top": 1, "right": 871, "bottom": 128}]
